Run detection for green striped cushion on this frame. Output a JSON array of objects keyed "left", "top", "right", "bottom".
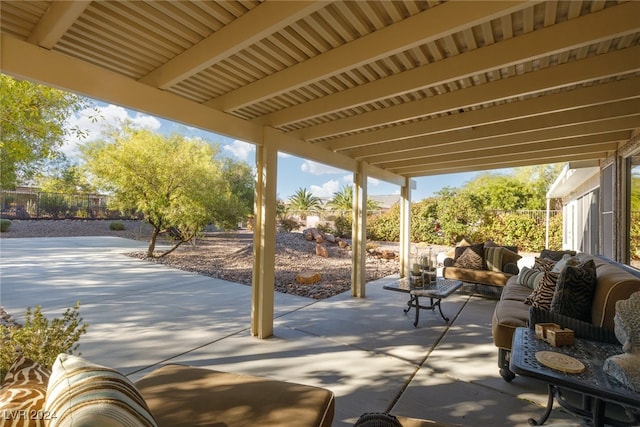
[
  {"left": 44, "top": 354, "right": 158, "bottom": 427},
  {"left": 484, "top": 247, "right": 503, "bottom": 272},
  {"left": 517, "top": 266, "right": 544, "bottom": 289}
]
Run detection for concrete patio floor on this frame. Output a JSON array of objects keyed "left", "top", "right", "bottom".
[{"left": 0, "top": 236, "right": 586, "bottom": 426}]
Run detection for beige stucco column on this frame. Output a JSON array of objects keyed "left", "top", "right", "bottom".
[
  {"left": 252, "top": 143, "right": 278, "bottom": 338},
  {"left": 399, "top": 177, "right": 412, "bottom": 277},
  {"left": 351, "top": 161, "right": 368, "bottom": 297}
]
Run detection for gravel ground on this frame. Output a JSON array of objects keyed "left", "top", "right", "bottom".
[{"left": 1, "top": 220, "right": 445, "bottom": 299}]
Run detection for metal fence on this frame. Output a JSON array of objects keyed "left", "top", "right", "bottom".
[{"left": 0, "top": 190, "right": 139, "bottom": 220}]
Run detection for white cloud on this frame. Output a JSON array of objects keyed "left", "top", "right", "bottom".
[
  {"left": 310, "top": 179, "right": 341, "bottom": 198},
  {"left": 63, "top": 104, "right": 161, "bottom": 159},
  {"left": 223, "top": 139, "right": 255, "bottom": 161},
  {"left": 368, "top": 177, "right": 381, "bottom": 187},
  {"left": 301, "top": 160, "right": 345, "bottom": 175}
]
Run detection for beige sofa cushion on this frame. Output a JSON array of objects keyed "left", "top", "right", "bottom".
[{"left": 135, "top": 364, "right": 334, "bottom": 427}]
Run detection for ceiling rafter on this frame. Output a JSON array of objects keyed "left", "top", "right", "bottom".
[
  {"left": 298, "top": 45, "right": 640, "bottom": 142},
  {"left": 26, "top": 1, "right": 90, "bottom": 48},
  {"left": 1, "top": 0, "right": 638, "bottom": 183},
  {"left": 139, "top": 1, "right": 327, "bottom": 89},
  {"left": 375, "top": 115, "right": 638, "bottom": 169},
  {"left": 329, "top": 76, "right": 640, "bottom": 152},
  {"left": 207, "top": 1, "right": 534, "bottom": 112},
  {"left": 386, "top": 136, "right": 620, "bottom": 173},
  {"left": 262, "top": 1, "right": 638, "bottom": 130}
]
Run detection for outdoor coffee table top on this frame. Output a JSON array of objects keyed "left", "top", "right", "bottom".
[
  {"left": 510, "top": 327, "right": 639, "bottom": 408},
  {"left": 384, "top": 277, "right": 463, "bottom": 298}
]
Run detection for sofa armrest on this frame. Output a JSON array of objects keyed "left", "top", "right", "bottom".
[
  {"left": 528, "top": 306, "right": 619, "bottom": 344},
  {"left": 443, "top": 257, "right": 454, "bottom": 267}
]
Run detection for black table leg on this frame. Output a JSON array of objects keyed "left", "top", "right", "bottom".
[{"left": 529, "top": 384, "right": 555, "bottom": 426}]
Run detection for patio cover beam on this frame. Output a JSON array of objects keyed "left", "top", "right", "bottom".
[
  {"left": 362, "top": 101, "right": 640, "bottom": 164},
  {"left": 386, "top": 135, "right": 621, "bottom": 174},
  {"left": 0, "top": 34, "right": 404, "bottom": 188},
  {"left": 330, "top": 76, "right": 640, "bottom": 152},
  {"left": 405, "top": 152, "right": 612, "bottom": 177}
]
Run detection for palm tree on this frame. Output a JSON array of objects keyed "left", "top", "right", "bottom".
[
  {"left": 327, "top": 185, "right": 353, "bottom": 212},
  {"left": 327, "top": 185, "right": 382, "bottom": 213},
  {"left": 287, "top": 188, "right": 322, "bottom": 221}
]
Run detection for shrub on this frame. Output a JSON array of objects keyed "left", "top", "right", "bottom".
[
  {"left": 0, "top": 219, "right": 11, "bottom": 232},
  {"left": 279, "top": 217, "right": 300, "bottom": 232},
  {"left": 334, "top": 215, "right": 352, "bottom": 238},
  {"left": 109, "top": 221, "right": 126, "bottom": 231},
  {"left": 0, "top": 302, "right": 88, "bottom": 381}
]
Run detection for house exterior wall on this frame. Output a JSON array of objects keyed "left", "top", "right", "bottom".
[{"left": 554, "top": 133, "right": 640, "bottom": 264}]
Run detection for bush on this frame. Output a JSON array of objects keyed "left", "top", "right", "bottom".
[
  {"left": 1, "top": 302, "right": 88, "bottom": 381},
  {"left": 109, "top": 221, "right": 126, "bottom": 231},
  {"left": 334, "top": 215, "right": 352, "bottom": 238},
  {"left": 0, "top": 219, "right": 11, "bottom": 232},
  {"left": 279, "top": 217, "right": 300, "bottom": 232}
]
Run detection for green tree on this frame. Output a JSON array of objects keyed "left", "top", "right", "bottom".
[
  {"left": 0, "top": 74, "right": 90, "bottom": 189},
  {"left": 36, "top": 160, "right": 96, "bottom": 195},
  {"left": 287, "top": 187, "right": 322, "bottom": 221},
  {"left": 220, "top": 157, "right": 255, "bottom": 223},
  {"left": 82, "top": 128, "right": 248, "bottom": 257}
]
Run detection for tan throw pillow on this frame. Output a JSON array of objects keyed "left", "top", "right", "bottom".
[
  {"left": 45, "top": 353, "right": 158, "bottom": 427},
  {"left": 0, "top": 356, "right": 51, "bottom": 427},
  {"left": 446, "top": 237, "right": 473, "bottom": 258},
  {"left": 501, "top": 248, "right": 521, "bottom": 269}
]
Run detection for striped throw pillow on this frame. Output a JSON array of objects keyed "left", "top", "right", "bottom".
[
  {"left": 44, "top": 354, "right": 158, "bottom": 427},
  {"left": 524, "top": 271, "right": 559, "bottom": 310},
  {"left": 517, "top": 266, "right": 544, "bottom": 289},
  {"left": 484, "top": 247, "right": 504, "bottom": 272},
  {"left": 0, "top": 356, "right": 51, "bottom": 427}
]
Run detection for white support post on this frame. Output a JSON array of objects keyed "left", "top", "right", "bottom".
[
  {"left": 399, "top": 178, "right": 412, "bottom": 277},
  {"left": 251, "top": 142, "right": 277, "bottom": 338},
  {"left": 351, "top": 161, "right": 368, "bottom": 298}
]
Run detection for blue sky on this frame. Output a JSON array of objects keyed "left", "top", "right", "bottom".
[{"left": 64, "top": 102, "right": 484, "bottom": 201}]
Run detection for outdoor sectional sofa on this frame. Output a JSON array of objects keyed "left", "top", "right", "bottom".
[
  {"left": 491, "top": 250, "right": 640, "bottom": 381},
  {"left": 442, "top": 240, "right": 521, "bottom": 289},
  {"left": 0, "top": 352, "right": 457, "bottom": 427}
]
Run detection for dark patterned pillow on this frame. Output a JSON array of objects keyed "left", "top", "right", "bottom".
[
  {"left": 533, "top": 257, "right": 557, "bottom": 272},
  {"left": 0, "top": 356, "right": 51, "bottom": 427},
  {"left": 539, "top": 249, "right": 577, "bottom": 261},
  {"left": 525, "top": 271, "right": 559, "bottom": 310},
  {"left": 453, "top": 243, "right": 485, "bottom": 270},
  {"left": 550, "top": 260, "right": 597, "bottom": 322}
]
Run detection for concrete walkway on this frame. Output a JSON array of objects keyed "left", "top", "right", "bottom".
[{"left": 0, "top": 236, "right": 583, "bottom": 426}]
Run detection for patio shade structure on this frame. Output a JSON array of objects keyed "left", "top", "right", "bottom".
[{"left": 1, "top": 0, "right": 639, "bottom": 338}]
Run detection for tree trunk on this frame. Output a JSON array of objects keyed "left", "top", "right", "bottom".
[{"left": 147, "top": 227, "right": 160, "bottom": 257}]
